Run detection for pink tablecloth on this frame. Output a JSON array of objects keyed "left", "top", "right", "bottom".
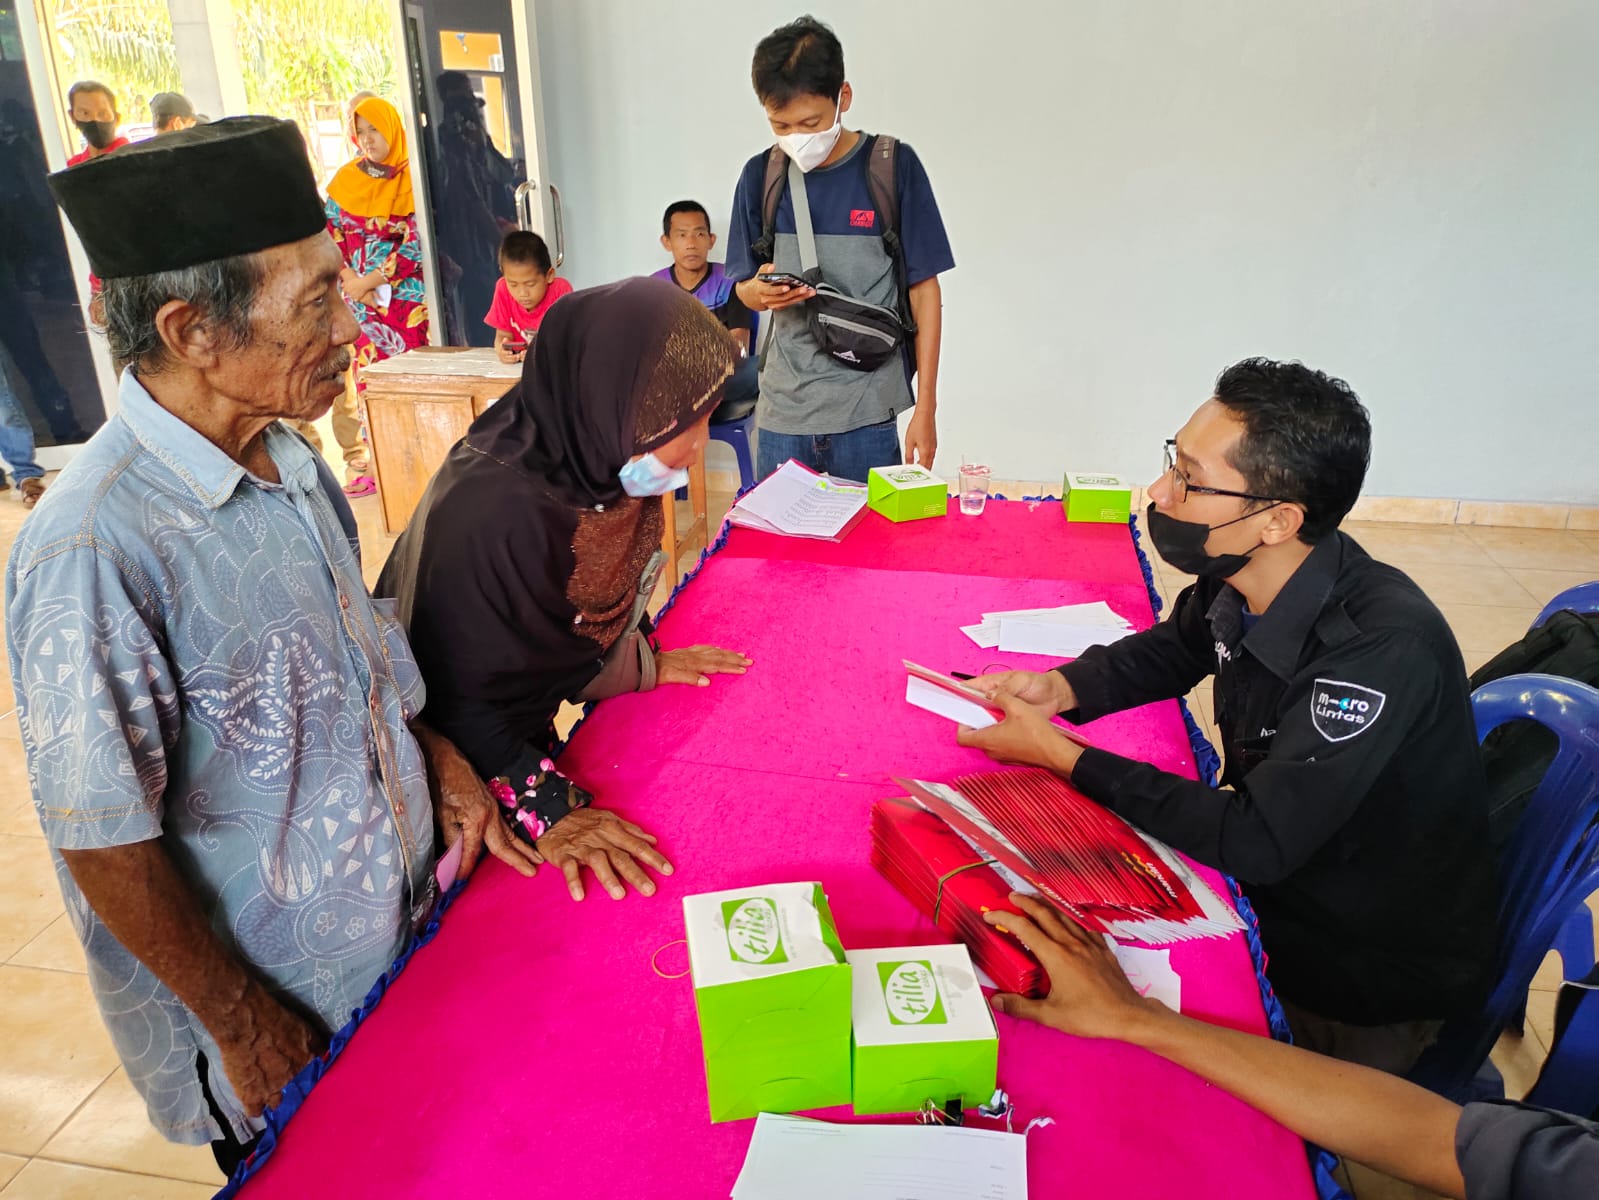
[{"left": 236, "top": 500, "right": 1316, "bottom": 1200}]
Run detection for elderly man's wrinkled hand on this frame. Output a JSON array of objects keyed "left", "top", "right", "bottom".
[
  {"left": 536, "top": 808, "right": 673, "bottom": 901},
  {"left": 215, "top": 984, "right": 329, "bottom": 1118},
  {"left": 420, "top": 729, "right": 541, "bottom": 880}
]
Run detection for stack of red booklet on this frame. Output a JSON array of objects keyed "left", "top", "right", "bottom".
[
  {"left": 871, "top": 797, "right": 1046, "bottom": 996},
  {"left": 873, "top": 768, "right": 1241, "bottom": 990}
]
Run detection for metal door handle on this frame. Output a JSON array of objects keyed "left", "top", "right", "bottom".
[
  {"left": 549, "top": 183, "right": 565, "bottom": 268},
  {"left": 514, "top": 180, "right": 538, "bottom": 231}
]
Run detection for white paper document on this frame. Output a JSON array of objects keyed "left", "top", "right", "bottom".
[
  {"left": 729, "top": 460, "right": 867, "bottom": 540},
  {"left": 906, "top": 674, "right": 997, "bottom": 730},
  {"left": 964, "top": 602, "right": 1135, "bottom": 658},
  {"left": 732, "top": 1113, "right": 1028, "bottom": 1200},
  {"left": 960, "top": 621, "right": 1001, "bottom": 648}
]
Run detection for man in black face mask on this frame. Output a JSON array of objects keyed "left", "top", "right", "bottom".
[
  {"left": 960, "top": 357, "right": 1496, "bottom": 1077},
  {"left": 66, "top": 80, "right": 127, "bottom": 166}
]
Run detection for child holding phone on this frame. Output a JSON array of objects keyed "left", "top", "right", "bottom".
[{"left": 486, "top": 230, "right": 572, "bottom": 363}]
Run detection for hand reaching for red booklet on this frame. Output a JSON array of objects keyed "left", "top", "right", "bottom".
[
  {"left": 984, "top": 893, "right": 1149, "bottom": 1039},
  {"left": 957, "top": 692, "right": 1088, "bottom": 778}
]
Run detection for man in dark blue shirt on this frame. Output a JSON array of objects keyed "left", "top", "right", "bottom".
[{"left": 725, "top": 16, "right": 955, "bottom": 481}]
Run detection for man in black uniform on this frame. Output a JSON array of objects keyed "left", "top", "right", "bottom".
[{"left": 961, "top": 358, "right": 1497, "bottom": 1074}]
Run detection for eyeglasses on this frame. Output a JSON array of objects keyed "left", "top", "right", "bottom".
[{"left": 1162, "top": 440, "right": 1287, "bottom": 506}]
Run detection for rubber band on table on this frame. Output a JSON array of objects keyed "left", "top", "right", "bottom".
[
  {"left": 651, "top": 938, "right": 690, "bottom": 979},
  {"left": 932, "top": 859, "right": 998, "bottom": 926}
]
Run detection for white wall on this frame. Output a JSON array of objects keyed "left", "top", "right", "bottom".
[{"left": 531, "top": 0, "right": 1598, "bottom": 503}]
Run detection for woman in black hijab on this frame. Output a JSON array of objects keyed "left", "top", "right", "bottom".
[{"left": 379, "top": 277, "right": 750, "bottom": 900}]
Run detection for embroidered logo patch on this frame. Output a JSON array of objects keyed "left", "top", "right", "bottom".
[
  {"left": 1310, "top": 678, "right": 1387, "bottom": 742},
  {"left": 850, "top": 208, "right": 876, "bottom": 228}
]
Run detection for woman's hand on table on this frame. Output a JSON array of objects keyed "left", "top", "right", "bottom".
[
  {"left": 967, "top": 669, "right": 1074, "bottom": 716},
  {"left": 656, "top": 645, "right": 752, "bottom": 688},
  {"left": 957, "top": 692, "right": 1085, "bottom": 776},
  {"left": 983, "top": 893, "right": 1155, "bottom": 1041},
  {"left": 536, "top": 808, "right": 673, "bottom": 901}
]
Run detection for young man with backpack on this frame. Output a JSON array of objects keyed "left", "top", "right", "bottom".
[{"left": 725, "top": 16, "right": 954, "bottom": 480}]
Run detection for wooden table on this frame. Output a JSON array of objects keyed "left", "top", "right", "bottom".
[{"left": 361, "top": 347, "right": 522, "bottom": 535}]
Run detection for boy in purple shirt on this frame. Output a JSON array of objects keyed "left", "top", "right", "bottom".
[{"left": 653, "top": 200, "right": 758, "bottom": 420}]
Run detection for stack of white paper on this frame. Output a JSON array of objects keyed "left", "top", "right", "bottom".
[
  {"left": 961, "top": 601, "right": 1134, "bottom": 658},
  {"left": 728, "top": 460, "right": 868, "bottom": 541},
  {"left": 732, "top": 1113, "right": 1028, "bottom": 1199}
]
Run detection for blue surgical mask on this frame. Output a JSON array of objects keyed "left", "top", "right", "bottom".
[{"left": 618, "top": 452, "right": 690, "bottom": 497}]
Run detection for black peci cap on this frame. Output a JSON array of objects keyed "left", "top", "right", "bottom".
[{"left": 48, "top": 116, "right": 327, "bottom": 279}]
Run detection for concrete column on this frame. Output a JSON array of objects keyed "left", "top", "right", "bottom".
[{"left": 165, "top": 0, "right": 249, "bottom": 118}]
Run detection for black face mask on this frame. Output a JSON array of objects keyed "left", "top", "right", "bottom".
[
  {"left": 1146, "top": 501, "right": 1277, "bottom": 579},
  {"left": 73, "top": 118, "right": 118, "bottom": 149}
]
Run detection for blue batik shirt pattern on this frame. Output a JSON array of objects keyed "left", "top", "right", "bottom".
[{"left": 5, "top": 372, "right": 435, "bottom": 1145}]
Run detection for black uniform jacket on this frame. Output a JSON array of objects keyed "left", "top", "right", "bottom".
[{"left": 1060, "top": 531, "right": 1498, "bottom": 1026}]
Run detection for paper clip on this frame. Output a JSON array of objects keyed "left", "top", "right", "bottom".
[{"left": 917, "top": 1097, "right": 965, "bottom": 1126}]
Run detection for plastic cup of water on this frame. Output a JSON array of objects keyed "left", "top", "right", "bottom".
[{"left": 959, "top": 460, "right": 991, "bottom": 516}]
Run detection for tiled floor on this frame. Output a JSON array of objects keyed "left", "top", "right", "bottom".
[{"left": 0, "top": 468, "right": 1594, "bottom": 1197}]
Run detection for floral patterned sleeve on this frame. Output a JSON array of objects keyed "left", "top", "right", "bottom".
[{"left": 489, "top": 757, "right": 594, "bottom": 847}]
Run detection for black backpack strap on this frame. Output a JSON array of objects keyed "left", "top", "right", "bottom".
[
  {"left": 749, "top": 144, "right": 789, "bottom": 266},
  {"left": 864, "top": 134, "right": 917, "bottom": 339}
]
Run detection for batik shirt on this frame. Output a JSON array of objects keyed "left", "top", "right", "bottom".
[{"left": 5, "top": 372, "right": 435, "bottom": 1145}]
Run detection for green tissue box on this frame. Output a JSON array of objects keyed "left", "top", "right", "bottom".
[
  {"left": 1062, "top": 470, "right": 1133, "bottom": 523},
  {"left": 684, "top": 882, "right": 853, "bottom": 1123},
  {"left": 868, "top": 464, "right": 949, "bottom": 523},
  {"left": 846, "top": 944, "right": 998, "bottom": 1116}
]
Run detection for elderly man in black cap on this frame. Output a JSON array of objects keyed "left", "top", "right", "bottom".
[{"left": 5, "top": 117, "right": 537, "bottom": 1175}]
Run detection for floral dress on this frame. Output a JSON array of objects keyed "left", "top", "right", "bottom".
[{"left": 325, "top": 197, "right": 430, "bottom": 388}]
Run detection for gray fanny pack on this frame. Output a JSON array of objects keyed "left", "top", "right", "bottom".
[{"left": 788, "top": 159, "right": 906, "bottom": 373}]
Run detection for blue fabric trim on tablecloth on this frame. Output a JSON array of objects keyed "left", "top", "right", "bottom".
[
  {"left": 1128, "top": 512, "right": 1350, "bottom": 1200},
  {"left": 214, "top": 878, "right": 468, "bottom": 1197}
]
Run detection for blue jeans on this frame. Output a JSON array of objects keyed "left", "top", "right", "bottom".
[
  {"left": 756, "top": 418, "right": 900, "bottom": 483},
  {"left": 0, "top": 361, "right": 43, "bottom": 485}
]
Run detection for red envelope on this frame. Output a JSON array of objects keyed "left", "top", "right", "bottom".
[{"left": 870, "top": 798, "right": 1045, "bottom": 997}]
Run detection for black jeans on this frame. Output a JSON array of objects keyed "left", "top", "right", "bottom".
[{"left": 197, "top": 1050, "right": 263, "bottom": 1178}]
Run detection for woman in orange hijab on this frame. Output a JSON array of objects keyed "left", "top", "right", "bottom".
[{"left": 325, "top": 96, "right": 429, "bottom": 494}]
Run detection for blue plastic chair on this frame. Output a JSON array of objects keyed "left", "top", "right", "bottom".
[
  {"left": 707, "top": 408, "right": 757, "bottom": 492},
  {"left": 1528, "top": 583, "right": 1599, "bottom": 984},
  {"left": 1533, "top": 580, "right": 1599, "bottom": 633},
  {"left": 1410, "top": 674, "right": 1599, "bottom": 1110}
]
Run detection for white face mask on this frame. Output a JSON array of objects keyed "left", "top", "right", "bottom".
[
  {"left": 618, "top": 451, "right": 690, "bottom": 498},
  {"left": 775, "top": 94, "right": 843, "bottom": 173}
]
